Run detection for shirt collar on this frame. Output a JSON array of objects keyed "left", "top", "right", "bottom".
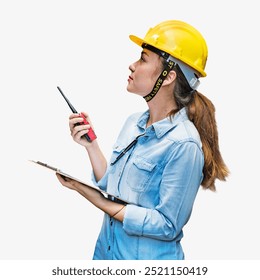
[{"left": 137, "top": 108, "right": 189, "bottom": 138}]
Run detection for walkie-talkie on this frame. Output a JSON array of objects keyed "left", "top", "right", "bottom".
[{"left": 57, "top": 86, "right": 97, "bottom": 142}]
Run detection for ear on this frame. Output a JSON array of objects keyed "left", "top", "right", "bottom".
[{"left": 163, "top": 70, "right": 177, "bottom": 86}]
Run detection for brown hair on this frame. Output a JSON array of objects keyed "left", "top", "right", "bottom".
[{"left": 168, "top": 65, "right": 229, "bottom": 191}]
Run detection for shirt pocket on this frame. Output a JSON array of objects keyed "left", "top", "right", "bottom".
[{"left": 126, "top": 155, "right": 157, "bottom": 192}]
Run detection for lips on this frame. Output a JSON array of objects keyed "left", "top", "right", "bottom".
[{"left": 128, "top": 76, "right": 133, "bottom": 82}]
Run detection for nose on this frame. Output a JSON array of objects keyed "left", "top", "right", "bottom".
[{"left": 129, "top": 62, "right": 135, "bottom": 73}]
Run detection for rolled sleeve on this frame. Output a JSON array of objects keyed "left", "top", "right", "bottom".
[
  {"left": 91, "top": 170, "right": 108, "bottom": 191},
  {"left": 123, "top": 204, "right": 147, "bottom": 235}
]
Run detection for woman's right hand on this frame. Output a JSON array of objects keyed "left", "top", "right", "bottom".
[{"left": 69, "top": 112, "right": 95, "bottom": 147}]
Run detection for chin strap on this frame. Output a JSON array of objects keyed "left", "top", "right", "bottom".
[
  {"left": 142, "top": 43, "right": 175, "bottom": 102},
  {"left": 143, "top": 59, "right": 175, "bottom": 102}
]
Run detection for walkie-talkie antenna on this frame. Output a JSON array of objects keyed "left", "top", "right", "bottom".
[{"left": 57, "top": 86, "right": 77, "bottom": 114}]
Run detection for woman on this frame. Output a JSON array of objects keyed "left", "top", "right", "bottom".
[{"left": 56, "top": 20, "right": 229, "bottom": 260}]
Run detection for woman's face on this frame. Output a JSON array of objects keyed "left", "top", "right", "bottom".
[{"left": 127, "top": 48, "right": 162, "bottom": 97}]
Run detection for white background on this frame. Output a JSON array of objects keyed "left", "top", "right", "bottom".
[{"left": 0, "top": 0, "right": 259, "bottom": 260}]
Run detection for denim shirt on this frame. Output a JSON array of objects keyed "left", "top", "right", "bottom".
[{"left": 92, "top": 108, "right": 204, "bottom": 260}]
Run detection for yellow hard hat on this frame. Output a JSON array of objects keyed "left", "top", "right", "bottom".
[{"left": 129, "top": 20, "right": 208, "bottom": 77}]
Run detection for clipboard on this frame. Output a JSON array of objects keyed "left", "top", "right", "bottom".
[{"left": 29, "top": 160, "right": 129, "bottom": 205}]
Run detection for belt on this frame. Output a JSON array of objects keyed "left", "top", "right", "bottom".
[{"left": 107, "top": 195, "right": 127, "bottom": 205}]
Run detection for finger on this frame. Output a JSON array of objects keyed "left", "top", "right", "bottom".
[
  {"left": 71, "top": 124, "right": 90, "bottom": 138},
  {"left": 56, "top": 173, "right": 69, "bottom": 183},
  {"left": 72, "top": 129, "right": 91, "bottom": 143},
  {"left": 77, "top": 129, "right": 90, "bottom": 139},
  {"left": 80, "top": 112, "right": 89, "bottom": 119},
  {"left": 69, "top": 117, "right": 84, "bottom": 130},
  {"left": 69, "top": 113, "right": 81, "bottom": 120},
  {"left": 56, "top": 173, "right": 76, "bottom": 190},
  {"left": 56, "top": 173, "right": 67, "bottom": 186}
]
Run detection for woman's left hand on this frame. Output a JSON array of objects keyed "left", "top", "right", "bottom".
[
  {"left": 56, "top": 173, "right": 126, "bottom": 222},
  {"left": 56, "top": 173, "right": 78, "bottom": 191},
  {"left": 56, "top": 173, "right": 104, "bottom": 201}
]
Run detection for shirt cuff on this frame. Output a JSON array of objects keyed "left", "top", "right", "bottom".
[
  {"left": 91, "top": 171, "right": 107, "bottom": 191},
  {"left": 123, "top": 204, "right": 147, "bottom": 236}
]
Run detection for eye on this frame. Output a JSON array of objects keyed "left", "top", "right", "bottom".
[
  {"left": 140, "top": 54, "right": 145, "bottom": 62},
  {"left": 139, "top": 51, "right": 147, "bottom": 62}
]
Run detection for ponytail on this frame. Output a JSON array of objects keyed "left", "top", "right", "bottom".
[
  {"left": 187, "top": 91, "right": 229, "bottom": 191},
  {"left": 169, "top": 64, "right": 229, "bottom": 191}
]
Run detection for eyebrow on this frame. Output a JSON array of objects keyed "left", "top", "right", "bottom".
[{"left": 141, "top": 50, "right": 149, "bottom": 57}]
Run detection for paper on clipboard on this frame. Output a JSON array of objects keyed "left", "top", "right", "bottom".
[{"left": 29, "top": 160, "right": 129, "bottom": 205}]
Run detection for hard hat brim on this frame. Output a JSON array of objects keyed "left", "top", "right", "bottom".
[{"left": 129, "top": 35, "right": 146, "bottom": 47}]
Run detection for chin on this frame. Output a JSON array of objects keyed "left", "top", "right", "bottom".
[{"left": 126, "top": 87, "right": 146, "bottom": 98}]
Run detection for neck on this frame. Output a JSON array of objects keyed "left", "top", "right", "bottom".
[{"left": 145, "top": 91, "right": 177, "bottom": 127}]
